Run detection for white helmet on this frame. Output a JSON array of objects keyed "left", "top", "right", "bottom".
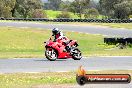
[{"left": 52, "top": 28, "right": 60, "bottom": 35}]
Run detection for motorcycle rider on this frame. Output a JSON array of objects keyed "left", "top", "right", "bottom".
[{"left": 52, "top": 28, "right": 71, "bottom": 52}]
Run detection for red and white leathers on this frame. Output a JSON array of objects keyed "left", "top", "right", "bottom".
[
  {"left": 53, "top": 31, "right": 70, "bottom": 51},
  {"left": 54, "top": 31, "right": 69, "bottom": 43}
]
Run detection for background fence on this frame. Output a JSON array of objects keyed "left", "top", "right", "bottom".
[{"left": 0, "top": 18, "right": 132, "bottom": 23}]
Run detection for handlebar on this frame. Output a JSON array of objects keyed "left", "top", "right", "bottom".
[{"left": 44, "top": 36, "right": 53, "bottom": 44}]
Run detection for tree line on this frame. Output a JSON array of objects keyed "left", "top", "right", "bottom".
[
  {"left": 99, "top": 0, "right": 132, "bottom": 19},
  {"left": 0, "top": 0, "right": 45, "bottom": 18},
  {"left": 0, "top": 0, "right": 132, "bottom": 19}
]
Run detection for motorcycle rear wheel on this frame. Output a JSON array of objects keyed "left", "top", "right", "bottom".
[{"left": 45, "top": 48, "right": 57, "bottom": 61}]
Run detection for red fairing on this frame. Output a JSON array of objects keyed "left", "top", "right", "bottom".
[
  {"left": 44, "top": 35, "right": 82, "bottom": 61},
  {"left": 45, "top": 38, "right": 76, "bottom": 59}
]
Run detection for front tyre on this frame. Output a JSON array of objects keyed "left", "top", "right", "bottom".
[
  {"left": 72, "top": 48, "right": 82, "bottom": 60},
  {"left": 45, "top": 48, "right": 57, "bottom": 61}
]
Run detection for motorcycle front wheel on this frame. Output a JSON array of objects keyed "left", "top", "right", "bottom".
[
  {"left": 45, "top": 48, "right": 57, "bottom": 61},
  {"left": 72, "top": 48, "right": 82, "bottom": 60}
]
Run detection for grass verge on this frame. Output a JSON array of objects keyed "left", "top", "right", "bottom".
[
  {"left": 0, "top": 70, "right": 132, "bottom": 88},
  {"left": 0, "top": 26, "right": 132, "bottom": 58}
]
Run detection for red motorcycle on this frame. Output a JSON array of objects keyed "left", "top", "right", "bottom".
[{"left": 44, "top": 37, "right": 82, "bottom": 61}]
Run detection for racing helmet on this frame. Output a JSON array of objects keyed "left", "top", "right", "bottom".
[{"left": 52, "top": 28, "right": 60, "bottom": 35}]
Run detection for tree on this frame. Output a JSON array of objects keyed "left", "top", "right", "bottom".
[
  {"left": 69, "top": 0, "right": 90, "bottom": 19},
  {"left": 0, "top": 0, "right": 45, "bottom": 18},
  {"left": 99, "top": 0, "right": 121, "bottom": 18},
  {"left": 114, "top": 1, "right": 132, "bottom": 19},
  {"left": 0, "top": 0, "right": 16, "bottom": 18},
  {"left": 48, "top": 0, "right": 62, "bottom": 10},
  {"left": 84, "top": 8, "right": 99, "bottom": 19},
  {"left": 13, "top": 0, "right": 43, "bottom": 18},
  {"left": 99, "top": 0, "right": 132, "bottom": 19},
  {"left": 89, "top": 0, "right": 98, "bottom": 9},
  {"left": 60, "top": 0, "right": 71, "bottom": 11}
]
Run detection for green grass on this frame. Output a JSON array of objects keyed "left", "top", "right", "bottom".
[
  {"left": 0, "top": 26, "right": 132, "bottom": 58},
  {"left": 0, "top": 27, "right": 50, "bottom": 58},
  {"left": 0, "top": 70, "right": 132, "bottom": 88},
  {"left": 45, "top": 10, "right": 62, "bottom": 19},
  {"left": 45, "top": 10, "right": 79, "bottom": 19},
  {"left": 45, "top": 10, "right": 104, "bottom": 19},
  {"left": 0, "top": 72, "right": 75, "bottom": 88}
]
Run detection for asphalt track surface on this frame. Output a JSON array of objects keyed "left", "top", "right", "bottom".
[
  {"left": 0, "top": 21, "right": 132, "bottom": 37},
  {"left": 0, "top": 57, "right": 132, "bottom": 73}
]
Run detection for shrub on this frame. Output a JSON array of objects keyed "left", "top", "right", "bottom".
[
  {"left": 32, "top": 9, "right": 47, "bottom": 18},
  {"left": 56, "top": 11, "right": 71, "bottom": 18},
  {"left": 84, "top": 8, "right": 99, "bottom": 19},
  {"left": 129, "top": 15, "right": 132, "bottom": 19}
]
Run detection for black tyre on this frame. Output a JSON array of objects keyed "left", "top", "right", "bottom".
[
  {"left": 45, "top": 48, "right": 57, "bottom": 61},
  {"left": 72, "top": 48, "right": 82, "bottom": 60}
]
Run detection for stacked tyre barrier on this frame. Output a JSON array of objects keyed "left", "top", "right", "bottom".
[
  {"left": 0, "top": 18, "right": 132, "bottom": 23},
  {"left": 104, "top": 37, "right": 132, "bottom": 49},
  {"left": 104, "top": 37, "right": 132, "bottom": 45},
  {"left": 0, "top": 18, "right": 51, "bottom": 22}
]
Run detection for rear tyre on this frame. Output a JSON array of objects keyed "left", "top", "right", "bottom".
[
  {"left": 72, "top": 48, "right": 82, "bottom": 60},
  {"left": 45, "top": 48, "right": 57, "bottom": 61}
]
